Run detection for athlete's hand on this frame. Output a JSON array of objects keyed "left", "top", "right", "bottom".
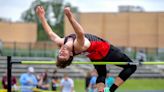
[
  {"left": 64, "top": 7, "right": 72, "bottom": 19},
  {"left": 35, "top": 5, "right": 45, "bottom": 20}
]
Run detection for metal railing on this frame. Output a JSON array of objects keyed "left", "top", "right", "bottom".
[
  {"left": 1, "top": 42, "right": 58, "bottom": 57},
  {"left": 1, "top": 42, "right": 164, "bottom": 61}
]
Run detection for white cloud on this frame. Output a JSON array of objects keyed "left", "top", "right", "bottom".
[{"left": 0, "top": 0, "right": 35, "bottom": 21}]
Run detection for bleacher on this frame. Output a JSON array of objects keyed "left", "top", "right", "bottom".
[{"left": 0, "top": 56, "right": 164, "bottom": 79}]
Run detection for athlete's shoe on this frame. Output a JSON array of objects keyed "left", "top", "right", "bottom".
[
  {"left": 104, "top": 87, "right": 110, "bottom": 92},
  {"left": 96, "top": 87, "right": 110, "bottom": 92}
]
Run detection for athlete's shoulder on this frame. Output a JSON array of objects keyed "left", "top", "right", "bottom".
[{"left": 84, "top": 33, "right": 108, "bottom": 42}]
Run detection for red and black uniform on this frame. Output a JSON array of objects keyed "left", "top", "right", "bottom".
[
  {"left": 64, "top": 34, "right": 137, "bottom": 90},
  {"left": 64, "top": 33, "right": 110, "bottom": 60}
]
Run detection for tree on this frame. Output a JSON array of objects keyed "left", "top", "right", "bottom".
[{"left": 21, "top": 0, "right": 78, "bottom": 41}]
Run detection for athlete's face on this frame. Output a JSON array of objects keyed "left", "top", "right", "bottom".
[{"left": 58, "top": 45, "right": 70, "bottom": 61}]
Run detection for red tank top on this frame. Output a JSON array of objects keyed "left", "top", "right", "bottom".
[{"left": 64, "top": 34, "right": 110, "bottom": 60}]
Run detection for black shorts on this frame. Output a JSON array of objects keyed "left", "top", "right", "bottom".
[
  {"left": 93, "top": 45, "right": 136, "bottom": 83},
  {"left": 102, "top": 45, "right": 132, "bottom": 63}
]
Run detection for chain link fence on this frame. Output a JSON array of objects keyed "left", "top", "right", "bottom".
[{"left": 0, "top": 41, "right": 164, "bottom": 61}]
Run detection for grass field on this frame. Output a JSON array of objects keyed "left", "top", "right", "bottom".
[
  {"left": 0, "top": 78, "right": 164, "bottom": 92},
  {"left": 74, "top": 78, "right": 164, "bottom": 92},
  {"left": 117, "top": 78, "right": 164, "bottom": 91}
]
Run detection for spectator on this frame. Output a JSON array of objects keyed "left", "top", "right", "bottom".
[
  {"left": 136, "top": 50, "right": 147, "bottom": 62},
  {"left": 51, "top": 69, "right": 59, "bottom": 91},
  {"left": 1, "top": 70, "right": 17, "bottom": 89},
  {"left": 20, "top": 66, "right": 38, "bottom": 92},
  {"left": 60, "top": 73, "right": 74, "bottom": 92},
  {"left": 105, "top": 70, "right": 115, "bottom": 88},
  {"left": 88, "top": 69, "right": 98, "bottom": 92},
  {"left": 85, "top": 71, "right": 92, "bottom": 92},
  {"left": 37, "top": 71, "right": 50, "bottom": 90}
]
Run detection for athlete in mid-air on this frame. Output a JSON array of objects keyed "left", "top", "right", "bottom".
[{"left": 36, "top": 5, "right": 137, "bottom": 92}]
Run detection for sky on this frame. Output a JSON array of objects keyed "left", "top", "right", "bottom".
[{"left": 0, "top": 0, "right": 164, "bottom": 22}]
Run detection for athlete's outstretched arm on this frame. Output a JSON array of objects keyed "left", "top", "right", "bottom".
[
  {"left": 36, "top": 5, "right": 63, "bottom": 46},
  {"left": 64, "top": 7, "right": 85, "bottom": 47}
]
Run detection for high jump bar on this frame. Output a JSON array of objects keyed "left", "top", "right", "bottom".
[{"left": 11, "top": 60, "right": 164, "bottom": 65}]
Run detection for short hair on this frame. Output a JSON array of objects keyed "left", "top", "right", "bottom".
[
  {"left": 56, "top": 55, "right": 74, "bottom": 68},
  {"left": 28, "top": 66, "right": 34, "bottom": 73}
]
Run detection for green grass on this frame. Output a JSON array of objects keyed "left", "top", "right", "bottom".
[
  {"left": 118, "top": 78, "right": 164, "bottom": 90},
  {"left": 1, "top": 78, "right": 164, "bottom": 91},
  {"left": 52, "top": 78, "right": 164, "bottom": 91},
  {"left": 63, "top": 78, "right": 164, "bottom": 92},
  {"left": 74, "top": 79, "right": 85, "bottom": 92}
]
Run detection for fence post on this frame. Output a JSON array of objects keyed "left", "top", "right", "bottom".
[
  {"left": 7, "top": 56, "right": 12, "bottom": 92},
  {"left": 44, "top": 42, "right": 47, "bottom": 57},
  {"left": 13, "top": 42, "right": 16, "bottom": 56},
  {"left": 29, "top": 42, "right": 32, "bottom": 57}
]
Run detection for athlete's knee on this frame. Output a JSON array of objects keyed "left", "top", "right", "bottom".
[
  {"left": 119, "top": 65, "right": 137, "bottom": 81},
  {"left": 127, "top": 65, "right": 137, "bottom": 74},
  {"left": 131, "top": 65, "right": 137, "bottom": 73}
]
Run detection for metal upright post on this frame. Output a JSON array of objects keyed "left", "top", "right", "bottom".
[{"left": 7, "top": 56, "right": 12, "bottom": 92}]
